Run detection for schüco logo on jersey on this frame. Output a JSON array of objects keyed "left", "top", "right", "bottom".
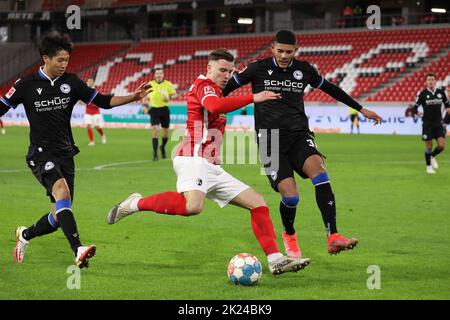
[
  {"left": 263, "top": 79, "right": 304, "bottom": 89},
  {"left": 34, "top": 97, "right": 71, "bottom": 108}
]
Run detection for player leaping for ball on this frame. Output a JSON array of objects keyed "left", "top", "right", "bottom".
[{"left": 107, "top": 49, "right": 311, "bottom": 276}]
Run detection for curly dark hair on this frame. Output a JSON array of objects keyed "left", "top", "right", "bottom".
[{"left": 37, "top": 31, "right": 73, "bottom": 58}]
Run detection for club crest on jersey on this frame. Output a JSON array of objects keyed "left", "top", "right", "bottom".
[
  {"left": 203, "top": 86, "right": 215, "bottom": 95},
  {"left": 44, "top": 161, "right": 55, "bottom": 171},
  {"left": 60, "top": 84, "right": 71, "bottom": 94},
  {"left": 293, "top": 70, "right": 303, "bottom": 80},
  {"left": 437, "top": 93, "right": 442, "bottom": 98},
  {"left": 5, "top": 87, "right": 16, "bottom": 99}
]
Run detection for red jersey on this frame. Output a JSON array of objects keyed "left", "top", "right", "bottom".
[
  {"left": 176, "top": 75, "right": 226, "bottom": 164},
  {"left": 86, "top": 103, "right": 100, "bottom": 115}
]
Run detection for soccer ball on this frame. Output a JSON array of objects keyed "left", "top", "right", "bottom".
[{"left": 227, "top": 253, "right": 262, "bottom": 286}]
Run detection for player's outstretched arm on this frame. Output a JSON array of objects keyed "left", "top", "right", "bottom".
[
  {"left": 203, "top": 91, "right": 280, "bottom": 114},
  {"left": 110, "top": 82, "right": 152, "bottom": 107},
  {"left": 359, "top": 107, "right": 382, "bottom": 125},
  {"left": 319, "top": 79, "right": 382, "bottom": 124},
  {"left": 0, "top": 103, "right": 10, "bottom": 117}
]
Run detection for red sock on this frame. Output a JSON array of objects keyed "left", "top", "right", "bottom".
[
  {"left": 250, "top": 206, "right": 279, "bottom": 256},
  {"left": 97, "top": 127, "right": 104, "bottom": 136},
  {"left": 137, "top": 192, "right": 188, "bottom": 216},
  {"left": 87, "top": 127, "right": 94, "bottom": 141}
]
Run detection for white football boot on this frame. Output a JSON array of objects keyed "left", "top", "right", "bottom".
[
  {"left": 269, "top": 255, "right": 311, "bottom": 275},
  {"left": 107, "top": 193, "right": 142, "bottom": 224},
  {"left": 101, "top": 135, "right": 107, "bottom": 144},
  {"left": 430, "top": 156, "right": 438, "bottom": 170},
  {"left": 13, "top": 226, "right": 29, "bottom": 263},
  {"left": 76, "top": 245, "right": 96, "bottom": 269},
  {"left": 426, "top": 165, "right": 436, "bottom": 174}
]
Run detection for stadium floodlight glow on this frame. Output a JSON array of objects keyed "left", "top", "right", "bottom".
[
  {"left": 431, "top": 8, "right": 446, "bottom": 13},
  {"left": 237, "top": 18, "right": 253, "bottom": 25}
]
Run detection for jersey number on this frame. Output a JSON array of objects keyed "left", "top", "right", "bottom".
[{"left": 306, "top": 139, "right": 317, "bottom": 149}]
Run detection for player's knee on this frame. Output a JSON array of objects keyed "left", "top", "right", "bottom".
[
  {"left": 251, "top": 193, "right": 267, "bottom": 208},
  {"left": 282, "top": 195, "right": 300, "bottom": 208},
  {"left": 52, "top": 183, "right": 71, "bottom": 200},
  {"left": 186, "top": 202, "right": 203, "bottom": 216}
]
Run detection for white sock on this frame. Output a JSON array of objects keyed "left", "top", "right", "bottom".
[{"left": 267, "top": 252, "right": 284, "bottom": 264}]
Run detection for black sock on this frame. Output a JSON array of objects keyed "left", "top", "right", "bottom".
[
  {"left": 162, "top": 137, "right": 168, "bottom": 148},
  {"left": 431, "top": 147, "right": 443, "bottom": 157},
  {"left": 57, "top": 209, "right": 82, "bottom": 255},
  {"left": 152, "top": 138, "right": 158, "bottom": 157},
  {"left": 280, "top": 201, "right": 296, "bottom": 235},
  {"left": 22, "top": 213, "right": 59, "bottom": 241},
  {"left": 425, "top": 149, "right": 432, "bottom": 165},
  {"left": 315, "top": 183, "right": 338, "bottom": 236}
]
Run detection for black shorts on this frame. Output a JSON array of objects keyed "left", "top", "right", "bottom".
[
  {"left": 149, "top": 106, "right": 170, "bottom": 128},
  {"left": 26, "top": 147, "right": 75, "bottom": 202},
  {"left": 257, "top": 130, "right": 324, "bottom": 192},
  {"left": 421, "top": 125, "right": 446, "bottom": 141}
]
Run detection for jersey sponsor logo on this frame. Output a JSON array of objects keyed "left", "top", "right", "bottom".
[
  {"left": 268, "top": 70, "right": 273, "bottom": 75},
  {"left": 34, "top": 96, "right": 71, "bottom": 109},
  {"left": 264, "top": 79, "right": 304, "bottom": 89},
  {"left": 44, "top": 161, "right": 55, "bottom": 171},
  {"left": 5, "top": 87, "right": 15, "bottom": 99},
  {"left": 37, "top": 88, "right": 43, "bottom": 95},
  {"left": 203, "top": 86, "right": 216, "bottom": 95},
  {"left": 293, "top": 70, "right": 303, "bottom": 80},
  {"left": 425, "top": 98, "right": 442, "bottom": 105},
  {"left": 60, "top": 84, "right": 71, "bottom": 94}
]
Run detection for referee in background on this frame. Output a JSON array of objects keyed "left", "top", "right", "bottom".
[{"left": 142, "top": 68, "right": 177, "bottom": 161}]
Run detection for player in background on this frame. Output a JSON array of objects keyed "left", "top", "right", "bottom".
[
  {"left": 0, "top": 31, "right": 151, "bottom": 268},
  {"left": 84, "top": 78, "right": 106, "bottom": 146},
  {"left": 223, "top": 30, "right": 382, "bottom": 258},
  {"left": 142, "top": 68, "right": 177, "bottom": 160},
  {"left": 443, "top": 86, "right": 450, "bottom": 129},
  {"left": 412, "top": 73, "right": 450, "bottom": 174},
  {"left": 0, "top": 117, "right": 5, "bottom": 134},
  {"left": 349, "top": 107, "right": 360, "bottom": 134},
  {"left": 107, "top": 49, "right": 311, "bottom": 276}
]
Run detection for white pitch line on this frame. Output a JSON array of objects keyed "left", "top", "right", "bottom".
[{"left": 93, "top": 160, "right": 152, "bottom": 170}]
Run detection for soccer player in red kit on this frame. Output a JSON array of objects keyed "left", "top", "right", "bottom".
[
  {"left": 84, "top": 78, "right": 106, "bottom": 146},
  {"left": 106, "top": 49, "right": 311, "bottom": 275}
]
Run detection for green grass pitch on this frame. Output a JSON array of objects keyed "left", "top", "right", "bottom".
[{"left": 1, "top": 126, "right": 449, "bottom": 299}]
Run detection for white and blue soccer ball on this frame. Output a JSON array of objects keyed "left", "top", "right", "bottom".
[{"left": 227, "top": 253, "right": 262, "bottom": 286}]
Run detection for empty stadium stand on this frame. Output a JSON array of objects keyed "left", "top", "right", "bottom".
[{"left": 2, "top": 27, "right": 449, "bottom": 104}]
